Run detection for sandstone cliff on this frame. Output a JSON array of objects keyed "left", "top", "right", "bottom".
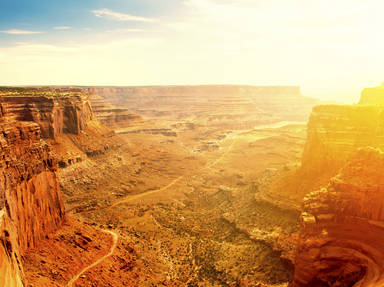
[
  {"left": 0, "top": 119, "right": 65, "bottom": 253},
  {"left": 0, "top": 114, "right": 65, "bottom": 286},
  {"left": 0, "top": 210, "right": 24, "bottom": 287},
  {"left": 360, "top": 83, "right": 384, "bottom": 105},
  {"left": 291, "top": 148, "right": 384, "bottom": 286},
  {"left": 0, "top": 89, "right": 93, "bottom": 139},
  {"left": 0, "top": 87, "right": 120, "bottom": 168},
  {"left": 301, "top": 104, "right": 384, "bottom": 173}
]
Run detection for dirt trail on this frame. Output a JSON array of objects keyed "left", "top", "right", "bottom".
[
  {"left": 111, "top": 137, "right": 239, "bottom": 207},
  {"left": 66, "top": 229, "right": 118, "bottom": 287},
  {"left": 110, "top": 175, "right": 185, "bottom": 208}
]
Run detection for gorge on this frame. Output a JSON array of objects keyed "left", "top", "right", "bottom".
[{"left": 0, "top": 83, "right": 383, "bottom": 286}]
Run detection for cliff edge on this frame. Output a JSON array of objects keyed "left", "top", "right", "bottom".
[{"left": 291, "top": 148, "right": 384, "bottom": 286}]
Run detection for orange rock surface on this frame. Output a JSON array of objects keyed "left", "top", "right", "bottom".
[{"left": 291, "top": 147, "right": 384, "bottom": 286}]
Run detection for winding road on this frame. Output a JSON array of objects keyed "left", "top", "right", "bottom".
[{"left": 66, "top": 229, "right": 118, "bottom": 287}]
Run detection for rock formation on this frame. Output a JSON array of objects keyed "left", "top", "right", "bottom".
[
  {"left": 0, "top": 87, "right": 121, "bottom": 168},
  {"left": 88, "top": 89, "right": 142, "bottom": 129},
  {"left": 301, "top": 104, "right": 384, "bottom": 173},
  {"left": 360, "top": 83, "right": 384, "bottom": 105},
  {"left": 0, "top": 89, "right": 93, "bottom": 139},
  {"left": 302, "top": 83, "right": 384, "bottom": 174},
  {"left": 291, "top": 147, "right": 384, "bottom": 286},
  {"left": 0, "top": 210, "right": 24, "bottom": 287},
  {"left": 0, "top": 120, "right": 65, "bottom": 252},
  {"left": 0, "top": 87, "right": 121, "bottom": 286},
  {"left": 0, "top": 108, "right": 65, "bottom": 286}
]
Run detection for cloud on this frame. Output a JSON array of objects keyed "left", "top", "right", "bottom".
[
  {"left": 53, "top": 26, "right": 71, "bottom": 30},
  {"left": 106, "top": 28, "right": 143, "bottom": 33},
  {"left": 0, "top": 29, "right": 43, "bottom": 35},
  {"left": 92, "top": 9, "right": 155, "bottom": 22}
]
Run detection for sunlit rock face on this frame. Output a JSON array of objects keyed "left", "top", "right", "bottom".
[
  {"left": 291, "top": 148, "right": 384, "bottom": 287},
  {"left": 360, "top": 83, "right": 384, "bottom": 105},
  {"left": 0, "top": 91, "right": 93, "bottom": 139},
  {"left": 0, "top": 119, "right": 65, "bottom": 253},
  {"left": 90, "top": 85, "right": 318, "bottom": 128},
  {"left": 301, "top": 104, "right": 384, "bottom": 174},
  {"left": 0, "top": 119, "right": 64, "bottom": 287},
  {"left": 0, "top": 210, "right": 24, "bottom": 287}
]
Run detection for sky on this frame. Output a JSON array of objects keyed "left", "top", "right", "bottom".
[{"left": 0, "top": 0, "right": 383, "bottom": 103}]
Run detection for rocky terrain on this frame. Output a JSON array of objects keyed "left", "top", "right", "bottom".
[
  {"left": 285, "top": 83, "right": 384, "bottom": 287},
  {"left": 0, "top": 92, "right": 66, "bottom": 286},
  {"left": 0, "top": 85, "right": 318, "bottom": 287},
  {"left": 291, "top": 147, "right": 384, "bottom": 286},
  {"left": 5, "top": 83, "right": 383, "bottom": 286}
]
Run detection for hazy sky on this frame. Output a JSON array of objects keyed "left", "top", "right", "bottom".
[{"left": 0, "top": 0, "right": 383, "bottom": 103}]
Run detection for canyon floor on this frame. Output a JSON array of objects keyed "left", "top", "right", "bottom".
[{"left": 22, "top": 118, "right": 306, "bottom": 287}]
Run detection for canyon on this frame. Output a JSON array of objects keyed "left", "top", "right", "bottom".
[{"left": 1, "top": 83, "right": 384, "bottom": 286}]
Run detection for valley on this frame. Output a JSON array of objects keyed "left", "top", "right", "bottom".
[{"left": 2, "top": 84, "right": 384, "bottom": 286}]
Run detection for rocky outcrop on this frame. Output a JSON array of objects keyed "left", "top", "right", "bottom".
[
  {"left": 291, "top": 148, "right": 384, "bottom": 287},
  {"left": 0, "top": 90, "right": 93, "bottom": 139},
  {"left": 88, "top": 91, "right": 141, "bottom": 129},
  {"left": 360, "top": 83, "right": 384, "bottom": 105},
  {"left": 0, "top": 88, "right": 121, "bottom": 169},
  {"left": 301, "top": 104, "right": 384, "bottom": 174},
  {"left": 0, "top": 113, "right": 65, "bottom": 286},
  {"left": 0, "top": 210, "right": 24, "bottom": 287},
  {"left": 0, "top": 120, "right": 65, "bottom": 253}
]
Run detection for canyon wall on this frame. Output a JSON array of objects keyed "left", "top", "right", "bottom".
[
  {"left": 291, "top": 148, "right": 384, "bottom": 286},
  {"left": 0, "top": 87, "right": 114, "bottom": 286},
  {"left": 360, "top": 83, "right": 384, "bottom": 105},
  {"left": 0, "top": 91, "right": 93, "bottom": 139},
  {"left": 0, "top": 210, "right": 24, "bottom": 287},
  {"left": 0, "top": 118, "right": 65, "bottom": 253},
  {"left": 291, "top": 84, "right": 384, "bottom": 286},
  {"left": 301, "top": 104, "right": 384, "bottom": 173},
  {"left": 0, "top": 118, "right": 65, "bottom": 287},
  {"left": 303, "top": 83, "right": 384, "bottom": 173},
  {"left": 0, "top": 88, "right": 121, "bottom": 167}
]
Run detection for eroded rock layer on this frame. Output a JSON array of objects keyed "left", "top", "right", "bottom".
[
  {"left": 0, "top": 119, "right": 65, "bottom": 253},
  {"left": 88, "top": 91, "right": 142, "bottom": 129},
  {"left": 291, "top": 148, "right": 384, "bottom": 287},
  {"left": 360, "top": 83, "right": 384, "bottom": 105},
  {"left": 0, "top": 210, "right": 24, "bottom": 287},
  {"left": 301, "top": 104, "right": 384, "bottom": 173},
  {"left": 0, "top": 88, "right": 93, "bottom": 139}
]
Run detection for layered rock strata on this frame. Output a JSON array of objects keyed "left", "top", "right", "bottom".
[
  {"left": 89, "top": 86, "right": 318, "bottom": 128},
  {"left": 0, "top": 210, "right": 24, "bottom": 287},
  {"left": 360, "top": 83, "right": 384, "bottom": 105},
  {"left": 0, "top": 88, "right": 119, "bottom": 168},
  {"left": 88, "top": 91, "right": 141, "bottom": 129},
  {"left": 291, "top": 148, "right": 384, "bottom": 286},
  {"left": 301, "top": 104, "right": 384, "bottom": 173},
  {"left": 0, "top": 117, "right": 65, "bottom": 286},
  {"left": 0, "top": 119, "right": 65, "bottom": 252},
  {"left": 0, "top": 90, "right": 93, "bottom": 139}
]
